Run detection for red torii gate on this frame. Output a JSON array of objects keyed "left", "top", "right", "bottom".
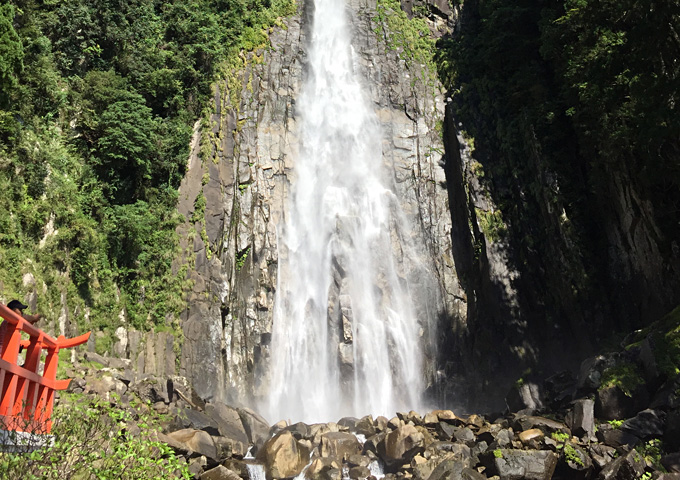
[{"left": 0, "top": 304, "right": 90, "bottom": 434}]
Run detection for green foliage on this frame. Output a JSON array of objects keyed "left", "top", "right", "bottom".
[
  {"left": 551, "top": 431, "right": 569, "bottom": 443},
  {"left": 433, "top": 0, "right": 680, "bottom": 334},
  {"left": 0, "top": 4, "right": 24, "bottom": 105},
  {"left": 0, "top": 394, "right": 191, "bottom": 479},
  {"left": 192, "top": 192, "right": 207, "bottom": 224},
  {"left": 374, "top": 0, "right": 436, "bottom": 84},
  {"left": 635, "top": 439, "right": 665, "bottom": 472},
  {"left": 0, "top": 0, "right": 295, "bottom": 341},
  {"left": 493, "top": 448, "right": 503, "bottom": 458},
  {"left": 608, "top": 419, "right": 624, "bottom": 429},
  {"left": 235, "top": 246, "right": 250, "bottom": 271},
  {"left": 475, "top": 208, "right": 506, "bottom": 243},
  {"left": 599, "top": 363, "right": 644, "bottom": 397},
  {"left": 562, "top": 443, "right": 584, "bottom": 467},
  {"left": 646, "top": 306, "right": 680, "bottom": 379}
]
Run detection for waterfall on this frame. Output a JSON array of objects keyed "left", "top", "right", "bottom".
[{"left": 264, "top": 0, "right": 436, "bottom": 423}]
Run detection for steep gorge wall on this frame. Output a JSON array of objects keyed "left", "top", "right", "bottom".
[{"left": 434, "top": 0, "right": 680, "bottom": 411}]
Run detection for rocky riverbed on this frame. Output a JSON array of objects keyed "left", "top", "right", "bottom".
[{"left": 65, "top": 307, "right": 680, "bottom": 480}]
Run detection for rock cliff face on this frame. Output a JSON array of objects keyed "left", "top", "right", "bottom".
[
  {"left": 175, "top": 0, "right": 462, "bottom": 408},
  {"left": 172, "top": 0, "right": 680, "bottom": 415},
  {"left": 433, "top": 0, "right": 680, "bottom": 411}
]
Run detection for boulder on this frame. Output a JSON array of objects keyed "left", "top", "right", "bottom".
[
  {"left": 83, "top": 351, "right": 109, "bottom": 367},
  {"left": 577, "top": 355, "right": 617, "bottom": 392},
  {"left": 397, "top": 411, "right": 422, "bottom": 425},
  {"left": 620, "top": 409, "right": 666, "bottom": 439},
  {"left": 470, "top": 440, "right": 489, "bottom": 458},
  {"left": 222, "top": 458, "right": 249, "bottom": 477},
  {"left": 309, "top": 423, "right": 342, "bottom": 446},
  {"left": 426, "top": 459, "right": 464, "bottom": 480},
  {"left": 414, "top": 443, "right": 472, "bottom": 480},
  {"left": 347, "top": 454, "right": 371, "bottom": 467},
  {"left": 598, "top": 449, "right": 645, "bottom": 480},
  {"left": 362, "top": 431, "right": 386, "bottom": 456},
  {"left": 130, "top": 375, "right": 170, "bottom": 404},
  {"left": 375, "top": 416, "right": 389, "bottom": 431},
  {"left": 544, "top": 371, "right": 576, "bottom": 409},
  {"left": 425, "top": 441, "right": 472, "bottom": 458},
  {"left": 513, "top": 415, "right": 569, "bottom": 435},
  {"left": 475, "top": 424, "right": 501, "bottom": 445},
  {"left": 238, "top": 407, "right": 271, "bottom": 448},
  {"left": 482, "top": 449, "right": 558, "bottom": 480},
  {"left": 438, "top": 421, "right": 457, "bottom": 440},
  {"left": 506, "top": 382, "right": 544, "bottom": 413},
  {"left": 257, "top": 430, "right": 311, "bottom": 479},
  {"left": 567, "top": 399, "right": 595, "bottom": 439},
  {"left": 200, "top": 465, "right": 242, "bottom": 480},
  {"left": 596, "top": 384, "right": 648, "bottom": 421},
  {"left": 464, "top": 415, "right": 485, "bottom": 429},
  {"left": 662, "top": 452, "right": 680, "bottom": 473},
  {"left": 453, "top": 427, "right": 475, "bottom": 445},
  {"left": 423, "top": 412, "right": 440, "bottom": 426},
  {"left": 493, "top": 429, "right": 513, "bottom": 448},
  {"left": 305, "top": 458, "right": 342, "bottom": 480},
  {"left": 561, "top": 443, "right": 592, "bottom": 473},
  {"left": 338, "top": 417, "right": 359, "bottom": 430},
  {"left": 597, "top": 424, "right": 640, "bottom": 449},
  {"left": 158, "top": 431, "right": 193, "bottom": 457},
  {"left": 319, "top": 432, "right": 362, "bottom": 460},
  {"left": 387, "top": 416, "right": 403, "bottom": 430},
  {"left": 348, "top": 465, "right": 370, "bottom": 479},
  {"left": 377, "top": 424, "right": 425, "bottom": 467},
  {"left": 284, "top": 422, "right": 310, "bottom": 439},
  {"left": 170, "top": 407, "right": 220, "bottom": 436},
  {"left": 168, "top": 428, "right": 218, "bottom": 461},
  {"left": 460, "top": 467, "right": 487, "bottom": 480},
  {"left": 85, "top": 375, "right": 127, "bottom": 399},
  {"left": 206, "top": 402, "right": 249, "bottom": 439},
  {"left": 518, "top": 428, "right": 543, "bottom": 446},
  {"left": 214, "top": 434, "right": 249, "bottom": 459},
  {"left": 431, "top": 410, "right": 460, "bottom": 423},
  {"left": 415, "top": 425, "right": 436, "bottom": 449},
  {"left": 355, "top": 415, "right": 377, "bottom": 437},
  {"left": 588, "top": 443, "right": 617, "bottom": 469},
  {"left": 189, "top": 457, "right": 206, "bottom": 477}
]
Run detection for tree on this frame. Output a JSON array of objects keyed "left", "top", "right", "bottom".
[{"left": 0, "top": 4, "right": 24, "bottom": 106}]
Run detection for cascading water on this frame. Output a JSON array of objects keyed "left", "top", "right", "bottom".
[{"left": 264, "top": 0, "right": 436, "bottom": 423}]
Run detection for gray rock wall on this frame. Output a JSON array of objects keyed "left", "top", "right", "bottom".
[{"left": 174, "top": 0, "right": 463, "bottom": 408}]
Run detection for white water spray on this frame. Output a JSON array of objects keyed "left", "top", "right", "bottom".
[{"left": 265, "top": 0, "right": 436, "bottom": 423}]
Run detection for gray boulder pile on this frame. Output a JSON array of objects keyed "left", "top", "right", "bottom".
[{"left": 62, "top": 307, "right": 680, "bottom": 479}]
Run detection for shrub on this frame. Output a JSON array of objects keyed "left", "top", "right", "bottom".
[{"left": 0, "top": 394, "right": 191, "bottom": 480}]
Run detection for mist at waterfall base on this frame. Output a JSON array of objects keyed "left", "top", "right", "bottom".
[{"left": 263, "top": 0, "right": 438, "bottom": 424}]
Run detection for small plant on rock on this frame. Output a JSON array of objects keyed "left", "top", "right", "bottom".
[
  {"left": 551, "top": 431, "right": 569, "bottom": 443},
  {"left": 635, "top": 439, "right": 666, "bottom": 472},
  {"left": 563, "top": 443, "right": 585, "bottom": 467},
  {"left": 608, "top": 419, "right": 624, "bottom": 429}
]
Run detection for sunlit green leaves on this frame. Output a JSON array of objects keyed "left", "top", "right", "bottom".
[{"left": 0, "top": 4, "right": 24, "bottom": 101}]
